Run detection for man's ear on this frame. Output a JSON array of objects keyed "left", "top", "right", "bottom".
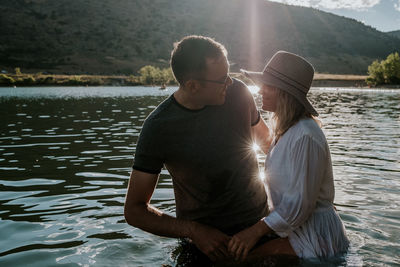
[{"left": 185, "top": 79, "right": 200, "bottom": 94}]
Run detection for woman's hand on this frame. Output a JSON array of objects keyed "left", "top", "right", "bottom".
[
  {"left": 228, "top": 220, "right": 271, "bottom": 261},
  {"left": 228, "top": 227, "right": 260, "bottom": 261}
]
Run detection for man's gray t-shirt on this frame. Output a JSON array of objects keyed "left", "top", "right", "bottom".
[{"left": 132, "top": 79, "right": 268, "bottom": 234}]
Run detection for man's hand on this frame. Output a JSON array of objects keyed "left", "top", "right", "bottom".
[
  {"left": 189, "top": 222, "right": 231, "bottom": 262},
  {"left": 124, "top": 169, "right": 230, "bottom": 262},
  {"left": 228, "top": 220, "right": 271, "bottom": 261}
]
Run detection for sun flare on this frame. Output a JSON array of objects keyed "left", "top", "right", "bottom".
[{"left": 252, "top": 142, "right": 260, "bottom": 152}]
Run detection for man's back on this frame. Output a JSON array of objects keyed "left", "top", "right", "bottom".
[{"left": 133, "top": 79, "right": 268, "bottom": 234}]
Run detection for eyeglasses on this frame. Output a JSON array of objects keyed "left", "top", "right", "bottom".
[{"left": 196, "top": 75, "right": 231, "bottom": 85}]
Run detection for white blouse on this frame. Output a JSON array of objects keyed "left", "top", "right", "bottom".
[{"left": 263, "top": 118, "right": 349, "bottom": 259}]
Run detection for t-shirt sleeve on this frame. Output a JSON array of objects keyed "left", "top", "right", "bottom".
[{"left": 132, "top": 119, "right": 164, "bottom": 174}]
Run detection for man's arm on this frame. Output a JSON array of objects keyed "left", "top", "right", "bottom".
[
  {"left": 252, "top": 116, "right": 272, "bottom": 154},
  {"left": 124, "top": 169, "right": 231, "bottom": 261}
]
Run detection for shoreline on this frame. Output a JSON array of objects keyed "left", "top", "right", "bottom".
[
  {"left": 0, "top": 73, "right": 399, "bottom": 88},
  {"left": 311, "top": 73, "right": 371, "bottom": 87},
  {"left": 0, "top": 73, "right": 142, "bottom": 87}
]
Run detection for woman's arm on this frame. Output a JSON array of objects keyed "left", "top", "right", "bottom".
[
  {"left": 228, "top": 134, "right": 328, "bottom": 261},
  {"left": 265, "top": 135, "right": 327, "bottom": 236}
]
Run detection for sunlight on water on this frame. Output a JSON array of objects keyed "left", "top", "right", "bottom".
[{"left": 0, "top": 86, "right": 399, "bottom": 266}]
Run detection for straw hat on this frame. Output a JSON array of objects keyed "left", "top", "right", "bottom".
[{"left": 241, "top": 51, "right": 318, "bottom": 116}]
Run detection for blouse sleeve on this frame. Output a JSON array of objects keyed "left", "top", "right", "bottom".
[{"left": 264, "top": 135, "right": 328, "bottom": 237}]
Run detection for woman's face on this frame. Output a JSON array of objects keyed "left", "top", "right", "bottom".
[{"left": 260, "top": 84, "right": 278, "bottom": 112}]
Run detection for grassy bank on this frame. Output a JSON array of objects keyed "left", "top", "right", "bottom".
[
  {"left": 0, "top": 65, "right": 176, "bottom": 87},
  {"left": 0, "top": 73, "right": 142, "bottom": 87},
  {"left": 234, "top": 73, "right": 370, "bottom": 88},
  {"left": 312, "top": 73, "right": 368, "bottom": 87},
  {"left": 0, "top": 72, "right": 376, "bottom": 88}
]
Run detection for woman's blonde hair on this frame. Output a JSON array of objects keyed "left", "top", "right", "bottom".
[{"left": 270, "top": 88, "right": 320, "bottom": 141}]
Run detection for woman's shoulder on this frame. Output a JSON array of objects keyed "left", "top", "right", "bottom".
[
  {"left": 295, "top": 117, "right": 321, "bottom": 133},
  {"left": 287, "top": 118, "right": 327, "bottom": 148}
]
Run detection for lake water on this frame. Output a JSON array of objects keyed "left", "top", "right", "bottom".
[{"left": 0, "top": 86, "right": 399, "bottom": 266}]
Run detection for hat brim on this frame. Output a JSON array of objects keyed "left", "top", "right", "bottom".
[{"left": 241, "top": 69, "right": 319, "bottom": 117}]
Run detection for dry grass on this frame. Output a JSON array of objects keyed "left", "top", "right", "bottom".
[
  {"left": 230, "top": 72, "right": 367, "bottom": 81},
  {"left": 313, "top": 73, "right": 368, "bottom": 80},
  {"left": 1, "top": 73, "right": 140, "bottom": 86}
]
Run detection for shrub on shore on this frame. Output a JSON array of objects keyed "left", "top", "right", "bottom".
[
  {"left": 21, "top": 75, "right": 36, "bottom": 85},
  {"left": 0, "top": 74, "right": 15, "bottom": 85},
  {"left": 137, "top": 65, "right": 176, "bottom": 85},
  {"left": 15, "top": 67, "right": 22, "bottom": 75},
  {"left": 366, "top": 52, "right": 400, "bottom": 86},
  {"left": 0, "top": 65, "right": 178, "bottom": 86}
]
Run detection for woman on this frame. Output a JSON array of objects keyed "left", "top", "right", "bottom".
[{"left": 228, "top": 51, "right": 349, "bottom": 261}]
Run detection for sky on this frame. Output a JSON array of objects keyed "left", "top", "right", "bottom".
[{"left": 267, "top": 0, "right": 400, "bottom": 32}]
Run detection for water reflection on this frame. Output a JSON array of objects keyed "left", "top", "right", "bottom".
[{"left": 0, "top": 87, "right": 399, "bottom": 266}]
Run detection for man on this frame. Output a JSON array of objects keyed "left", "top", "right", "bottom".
[{"left": 124, "top": 35, "right": 271, "bottom": 262}]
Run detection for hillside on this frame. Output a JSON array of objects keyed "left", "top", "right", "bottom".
[
  {"left": 387, "top": 30, "right": 400, "bottom": 39},
  {"left": 1, "top": 0, "right": 399, "bottom": 75}
]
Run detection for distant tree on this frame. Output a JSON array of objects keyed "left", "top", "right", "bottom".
[
  {"left": 15, "top": 67, "right": 22, "bottom": 75},
  {"left": 160, "top": 67, "right": 175, "bottom": 85},
  {"left": 366, "top": 60, "right": 384, "bottom": 86},
  {"left": 381, "top": 52, "right": 400, "bottom": 84},
  {"left": 138, "top": 65, "right": 176, "bottom": 85},
  {"left": 138, "top": 65, "right": 159, "bottom": 85},
  {"left": 366, "top": 52, "right": 400, "bottom": 86}
]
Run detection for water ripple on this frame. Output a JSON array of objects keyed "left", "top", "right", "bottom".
[{"left": 0, "top": 88, "right": 398, "bottom": 266}]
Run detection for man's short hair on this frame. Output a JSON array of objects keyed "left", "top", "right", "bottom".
[{"left": 170, "top": 35, "right": 228, "bottom": 85}]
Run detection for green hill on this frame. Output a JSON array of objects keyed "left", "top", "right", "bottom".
[{"left": 1, "top": 0, "right": 399, "bottom": 75}]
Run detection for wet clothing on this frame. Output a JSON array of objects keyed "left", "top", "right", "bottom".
[
  {"left": 133, "top": 79, "right": 268, "bottom": 233},
  {"left": 263, "top": 118, "right": 350, "bottom": 258}
]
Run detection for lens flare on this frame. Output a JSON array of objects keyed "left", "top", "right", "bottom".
[{"left": 252, "top": 143, "right": 260, "bottom": 152}]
